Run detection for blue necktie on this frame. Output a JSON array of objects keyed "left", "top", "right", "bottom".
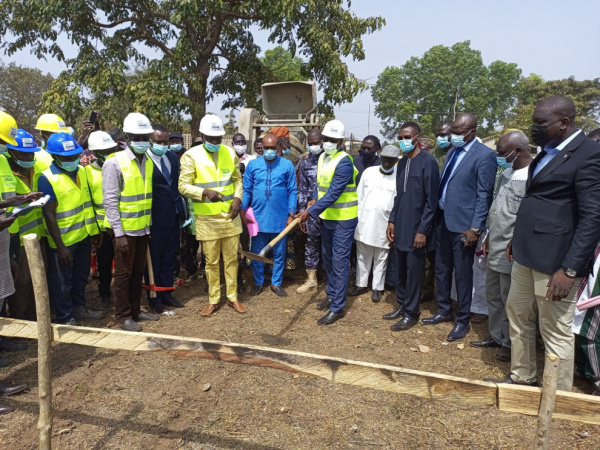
[
  {"left": 161, "top": 157, "right": 171, "bottom": 184},
  {"left": 439, "top": 148, "right": 462, "bottom": 195}
]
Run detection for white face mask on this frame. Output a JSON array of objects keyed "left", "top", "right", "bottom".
[
  {"left": 234, "top": 144, "right": 247, "bottom": 155},
  {"left": 322, "top": 142, "right": 338, "bottom": 155},
  {"left": 308, "top": 144, "right": 322, "bottom": 156}
]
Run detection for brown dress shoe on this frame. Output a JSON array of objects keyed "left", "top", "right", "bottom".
[
  {"left": 0, "top": 404, "right": 13, "bottom": 415},
  {"left": 0, "top": 380, "right": 27, "bottom": 396},
  {"left": 228, "top": 301, "right": 247, "bottom": 314},
  {"left": 201, "top": 304, "right": 220, "bottom": 317}
]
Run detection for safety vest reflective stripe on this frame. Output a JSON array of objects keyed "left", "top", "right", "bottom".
[
  {"left": 316, "top": 151, "right": 358, "bottom": 221},
  {"left": 59, "top": 221, "right": 86, "bottom": 234},
  {"left": 55, "top": 201, "right": 93, "bottom": 220},
  {"left": 1, "top": 191, "right": 16, "bottom": 200},
  {"left": 120, "top": 193, "right": 153, "bottom": 202},
  {"left": 328, "top": 200, "right": 359, "bottom": 209},
  {"left": 192, "top": 194, "right": 235, "bottom": 203},
  {"left": 193, "top": 179, "right": 233, "bottom": 189},
  {"left": 317, "top": 185, "right": 357, "bottom": 193},
  {"left": 121, "top": 209, "right": 152, "bottom": 219},
  {"left": 190, "top": 144, "right": 236, "bottom": 216},
  {"left": 20, "top": 217, "right": 44, "bottom": 234}
]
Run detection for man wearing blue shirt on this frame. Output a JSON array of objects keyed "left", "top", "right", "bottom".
[{"left": 241, "top": 133, "right": 297, "bottom": 297}]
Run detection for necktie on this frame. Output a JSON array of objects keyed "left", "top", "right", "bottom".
[
  {"left": 160, "top": 157, "right": 171, "bottom": 184},
  {"left": 439, "top": 148, "right": 462, "bottom": 195}
]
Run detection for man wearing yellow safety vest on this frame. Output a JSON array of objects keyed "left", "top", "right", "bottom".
[
  {"left": 296, "top": 120, "right": 358, "bottom": 325},
  {"left": 35, "top": 113, "right": 70, "bottom": 167},
  {"left": 179, "top": 114, "right": 246, "bottom": 316},
  {"left": 38, "top": 132, "right": 105, "bottom": 325},
  {"left": 5, "top": 129, "right": 48, "bottom": 322},
  {"left": 86, "top": 130, "right": 119, "bottom": 308},
  {"left": 103, "top": 113, "right": 158, "bottom": 331}
]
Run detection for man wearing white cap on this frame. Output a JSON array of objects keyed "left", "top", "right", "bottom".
[
  {"left": 296, "top": 120, "right": 358, "bottom": 325},
  {"left": 179, "top": 114, "right": 246, "bottom": 317}
]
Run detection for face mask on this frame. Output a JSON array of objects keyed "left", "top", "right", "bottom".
[
  {"left": 282, "top": 148, "right": 291, "bottom": 156},
  {"left": 58, "top": 158, "right": 80, "bottom": 172},
  {"left": 130, "top": 141, "right": 150, "bottom": 154},
  {"left": 15, "top": 158, "right": 36, "bottom": 169},
  {"left": 323, "top": 142, "right": 338, "bottom": 155},
  {"left": 496, "top": 149, "right": 516, "bottom": 169},
  {"left": 170, "top": 144, "right": 182, "bottom": 152},
  {"left": 398, "top": 139, "right": 415, "bottom": 153},
  {"left": 381, "top": 165, "right": 395, "bottom": 174},
  {"left": 264, "top": 149, "right": 277, "bottom": 160},
  {"left": 0, "top": 144, "right": 7, "bottom": 155},
  {"left": 151, "top": 143, "right": 169, "bottom": 156},
  {"left": 204, "top": 142, "right": 220, "bottom": 153},
  {"left": 234, "top": 144, "right": 247, "bottom": 156},
  {"left": 362, "top": 150, "right": 376, "bottom": 161},
  {"left": 308, "top": 144, "right": 322, "bottom": 156},
  {"left": 531, "top": 124, "right": 553, "bottom": 147},
  {"left": 451, "top": 133, "right": 469, "bottom": 148},
  {"left": 437, "top": 136, "right": 451, "bottom": 148}
]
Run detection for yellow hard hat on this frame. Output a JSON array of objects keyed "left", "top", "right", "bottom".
[
  {"left": 0, "top": 110, "right": 18, "bottom": 146},
  {"left": 35, "top": 113, "right": 68, "bottom": 133}
]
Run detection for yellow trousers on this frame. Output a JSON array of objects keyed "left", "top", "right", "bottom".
[{"left": 201, "top": 235, "right": 240, "bottom": 304}]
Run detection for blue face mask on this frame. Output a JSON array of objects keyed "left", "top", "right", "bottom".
[
  {"left": 170, "top": 144, "right": 182, "bottom": 152},
  {"left": 204, "top": 142, "right": 220, "bottom": 153},
  {"left": 381, "top": 165, "right": 395, "bottom": 174},
  {"left": 496, "top": 149, "right": 516, "bottom": 169},
  {"left": 130, "top": 141, "right": 150, "bottom": 154},
  {"left": 264, "top": 149, "right": 277, "bottom": 160},
  {"left": 16, "top": 158, "right": 36, "bottom": 169},
  {"left": 0, "top": 144, "right": 7, "bottom": 155},
  {"left": 151, "top": 143, "right": 169, "bottom": 156},
  {"left": 398, "top": 139, "right": 415, "bottom": 153},
  {"left": 58, "top": 158, "right": 80, "bottom": 172},
  {"left": 437, "top": 136, "right": 451, "bottom": 148},
  {"left": 282, "top": 148, "right": 291, "bottom": 156},
  {"left": 451, "top": 132, "right": 471, "bottom": 148}
]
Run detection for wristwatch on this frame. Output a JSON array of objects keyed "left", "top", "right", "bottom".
[
  {"left": 470, "top": 228, "right": 483, "bottom": 236},
  {"left": 560, "top": 266, "right": 577, "bottom": 278}
]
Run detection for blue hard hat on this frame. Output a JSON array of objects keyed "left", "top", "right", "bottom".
[
  {"left": 6, "top": 129, "right": 42, "bottom": 153},
  {"left": 46, "top": 132, "right": 83, "bottom": 156}
]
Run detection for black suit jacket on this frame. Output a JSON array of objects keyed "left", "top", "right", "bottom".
[
  {"left": 512, "top": 132, "right": 600, "bottom": 275},
  {"left": 150, "top": 150, "right": 186, "bottom": 229}
]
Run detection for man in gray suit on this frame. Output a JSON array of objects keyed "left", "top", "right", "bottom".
[{"left": 422, "top": 113, "right": 497, "bottom": 341}]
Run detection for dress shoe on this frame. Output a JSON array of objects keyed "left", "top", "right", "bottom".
[
  {"left": 495, "top": 346, "right": 511, "bottom": 363},
  {"left": 317, "top": 310, "right": 345, "bottom": 325},
  {"left": 470, "top": 313, "right": 488, "bottom": 324},
  {"left": 0, "top": 357, "right": 11, "bottom": 368},
  {"left": 317, "top": 298, "right": 332, "bottom": 311},
  {"left": 0, "top": 404, "right": 13, "bottom": 415},
  {"left": 163, "top": 297, "right": 184, "bottom": 308},
  {"left": 421, "top": 313, "right": 454, "bottom": 325},
  {"left": 0, "top": 380, "right": 27, "bottom": 396},
  {"left": 382, "top": 306, "right": 404, "bottom": 321},
  {"left": 73, "top": 306, "right": 106, "bottom": 320},
  {"left": 201, "top": 303, "right": 220, "bottom": 317},
  {"left": 100, "top": 296, "right": 110, "bottom": 308},
  {"left": 447, "top": 323, "right": 470, "bottom": 341},
  {"left": 371, "top": 290, "right": 382, "bottom": 303},
  {"left": 149, "top": 301, "right": 165, "bottom": 314},
  {"left": 0, "top": 338, "right": 27, "bottom": 352},
  {"left": 134, "top": 311, "right": 159, "bottom": 322},
  {"left": 228, "top": 301, "right": 247, "bottom": 314},
  {"left": 347, "top": 286, "right": 369, "bottom": 297},
  {"left": 118, "top": 319, "right": 143, "bottom": 332},
  {"left": 390, "top": 316, "right": 418, "bottom": 331},
  {"left": 251, "top": 285, "right": 264, "bottom": 296},
  {"left": 271, "top": 286, "right": 288, "bottom": 297},
  {"left": 469, "top": 336, "right": 501, "bottom": 349},
  {"left": 483, "top": 374, "right": 538, "bottom": 387}
]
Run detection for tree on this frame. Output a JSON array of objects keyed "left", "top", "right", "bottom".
[
  {"left": 261, "top": 46, "right": 307, "bottom": 83},
  {"left": 0, "top": 63, "right": 54, "bottom": 129},
  {"left": 371, "top": 41, "right": 521, "bottom": 138},
  {"left": 1, "top": 1, "right": 383, "bottom": 139},
  {"left": 502, "top": 75, "right": 600, "bottom": 134}
]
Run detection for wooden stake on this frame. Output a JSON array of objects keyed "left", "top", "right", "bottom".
[
  {"left": 146, "top": 247, "right": 157, "bottom": 298},
  {"left": 534, "top": 353, "right": 560, "bottom": 449},
  {"left": 23, "top": 233, "right": 53, "bottom": 450}
]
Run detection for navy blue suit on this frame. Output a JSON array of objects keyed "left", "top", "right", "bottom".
[
  {"left": 148, "top": 151, "right": 186, "bottom": 305},
  {"left": 434, "top": 140, "right": 497, "bottom": 325}
]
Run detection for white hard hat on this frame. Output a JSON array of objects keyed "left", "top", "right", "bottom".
[
  {"left": 199, "top": 114, "right": 225, "bottom": 137},
  {"left": 123, "top": 112, "right": 154, "bottom": 135},
  {"left": 322, "top": 120, "right": 345, "bottom": 140},
  {"left": 88, "top": 130, "right": 117, "bottom": 151}
]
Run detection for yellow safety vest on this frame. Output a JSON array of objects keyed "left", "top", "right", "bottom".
[
  {"left": 103, "top": 151, "right": 153, "bottom": 232},
  {"left": 36, "top": 149, "right": 55, "bottom": 168},
  {"left": 42, "top": 166, "right": 98, "bottom": 248},
  {"left": 316, "top": 150, "right": 358, "bottom": 221},
  {"left": 9, "top": 158, "right": 47, "bottom": 243},
  {"left": 190, "top": 144, "right": 236, "bottom": 215},
  {"left": 0, "top": 155, "right": 17, "bottom": 203},
  {"left": 85, "top": 164, "right": 106, "bottom": 231}
]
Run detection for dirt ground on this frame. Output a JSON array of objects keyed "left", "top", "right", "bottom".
[{"left": 1, "top": 264, "right": 599, "bottom": 449}]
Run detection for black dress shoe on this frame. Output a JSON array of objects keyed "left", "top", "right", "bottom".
[
  {"left": 149, "top": 301, "right": 165, "bottom": 314},
  {"left": 390, "top": 316, "right": 418, "bottom": 331},
  {"left": 0, "top": 404, "right": 13, "bottom": 415},
  {"left": 469, "top": 336, "right": 501, "bottom": 348},
  {"left": 134, "top": 311, "right": 159, "bottom": 322},
  {"left": 317, "top": 298, "right": 332, "bottom": 311},
  {"left": 119, "top": 319, "right": 143, "bottom": 332},
  {"left": 382, "top": 306, "right": 404, "bottom": 321},
  {"left": 421, "top": 313, "right": 454, "bottom": 325},
  {"left": 317, "top": 310, "right": 345, "bottom": 325},
  {"left": 495, "top": 346, "right": 511, "bottom": 363},
  {"left": 447, "top": 323, "right": 471, "bottom": 341},
  {"left": 251, "top": 285, "right": 264, "bottom": 296},
  {"left": 163, "top": 297, "right": 184, "bottom": 308},
  {"left": 371, "top": 290, "right": 382, "bottom": 302},
  {"left": 270, "top": 286, "right": 288, "bottom": 297},
  {"left": 347, "top": 286, "right": 369, "bottom": 297},
  {"left": 483, "top": 374, "right": 538, "bottom": 387},
  {"left": 0, "top": 381, "right": 27, "bottom": 396}
]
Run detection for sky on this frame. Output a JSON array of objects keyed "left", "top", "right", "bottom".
[{"left": 3, "top": 0, "right": 600, "bottom": 141}]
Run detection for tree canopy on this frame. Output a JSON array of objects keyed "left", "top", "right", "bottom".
[
  {"left": 371, "top": 41, "right": 521, "bottom": 138},
  {"left": 1, "top": 1, "right": 383, "bottom": 138}
]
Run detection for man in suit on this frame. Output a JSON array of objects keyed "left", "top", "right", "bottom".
[
  {"left": 147, "top": 124, "right": 187, "bottom": 313},
  {"left": 485, "top": 96, "right": 600, "bottom": 390},
  {"left": 422, "top": 113, "right": 497, "bottom": 341}
]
